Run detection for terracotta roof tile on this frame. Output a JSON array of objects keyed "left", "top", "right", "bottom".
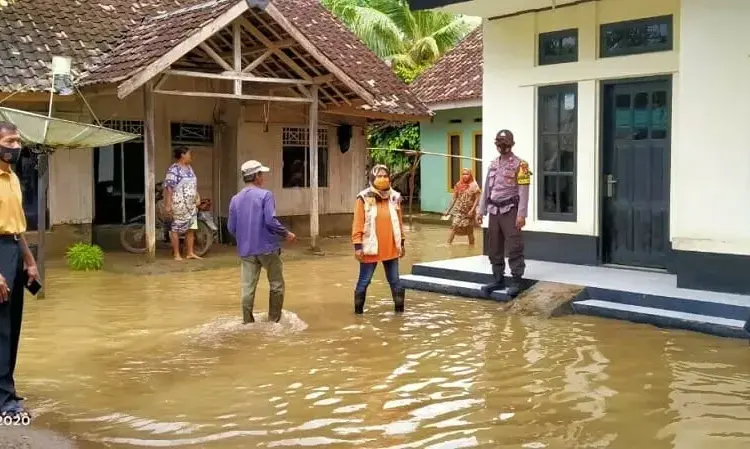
[
  {"left": 411, "top": 27, "right": 482, "bottom": 105},
  {"left": 81, "top": 0, "right": 237, "bottom": 85},
  {"left": 272, "top": 0, "right": 430, "bottom": 117},
  {"left": 80, "top": 0, "right": 430, "bottom": 117},
  {"left": 0, "top": 0, "right": 206, "bottom": 92}
]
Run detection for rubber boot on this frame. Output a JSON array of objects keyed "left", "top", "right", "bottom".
[
  {"left": 268, "top": 292, "right": 284, "bottom": 323},
  {"left": 354, "top": 291, "right": 366, "bottom": 314},
  {"left": 393, "top": 289, "right": 405, "bottom": 313},
  {"left": 480, "top": 265, "right": 506, "bottom": 296},
  {"left": 506, "top": 277, "right": 523, "bottom": 298}
]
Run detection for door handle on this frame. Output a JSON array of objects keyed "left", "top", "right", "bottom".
[{"left": 606, "top": 174, "right": 617, "bottom": 198}]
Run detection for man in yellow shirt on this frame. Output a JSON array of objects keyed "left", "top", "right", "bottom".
[{"left": 0, "top": 121, "right": 38, "bottom": 419}]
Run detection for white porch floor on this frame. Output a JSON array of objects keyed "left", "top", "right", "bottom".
[{"left": 418, "top": 256, "right": 750, "bottom": 307}]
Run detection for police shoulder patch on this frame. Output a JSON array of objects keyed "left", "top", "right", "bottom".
[{"left": 516, "top": 160, "right": 532, "bottom": 186}]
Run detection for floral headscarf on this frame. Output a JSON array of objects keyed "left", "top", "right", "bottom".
[
  {"left": 368, "top": 164, "right": 392, "bottom": 199},
  {"left": 454, "top": 168, "right": 480, "bottom": 194}
]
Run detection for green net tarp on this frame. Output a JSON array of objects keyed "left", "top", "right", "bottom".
[{"left": 0, "top": 107, "right": 138, "bottom": 149}]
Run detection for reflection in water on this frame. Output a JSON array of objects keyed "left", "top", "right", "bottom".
[{"left": 16, "top": 226, "right": 750, "bottom": 448}]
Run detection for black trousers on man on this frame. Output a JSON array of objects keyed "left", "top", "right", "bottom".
[
  {"left": 487, "top": 206, "right": 525, "bottom": 281},
  {"left": 0, "top": 237, "right": 24, "bottom": 408}
]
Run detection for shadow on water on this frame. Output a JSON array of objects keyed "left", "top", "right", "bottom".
[{"left": 15, "top": 225, "right": 750, "bottom": 449}]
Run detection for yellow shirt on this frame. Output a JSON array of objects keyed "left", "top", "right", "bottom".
[{"left": 0, "top": 165, "right": 26, "bottom": 234}]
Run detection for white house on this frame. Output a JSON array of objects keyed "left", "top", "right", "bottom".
[{"left": 409, "top": 0, "right": 750, "bottom": 296}]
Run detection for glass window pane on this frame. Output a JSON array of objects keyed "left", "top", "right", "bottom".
[
  {"left": 559, "top": 175, "right": 575, "bottom": 214},
  {"left": 449, "top": 135, "right": 461, "bottom": 187},
  {"left": 651, "top": 90, "right": 668, "bottom": 139},
  {"left": 633, "top": 92, "right": 649, "bottom": 140},
  {"left": 540, "top": 94, "right": 559, "bottom": 133},
  {"left": 560, "top": 135, "right": 575, "bottom": 172},
  {"left": 601, "top": 16, "right": 672, "bottom": 57},
  {"left": 542, "top": 175, "right": 559, "bottom": 213},
  {"left": 541, "top": 136, "right": 558, "bottom": 172},
  {"left": 560, "top": 92, "right": 576, "bottom": 133}
]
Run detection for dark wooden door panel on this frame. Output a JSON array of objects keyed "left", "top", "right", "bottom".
[{"left": 603, "top": 80, "right": 671, "bottom": 268}]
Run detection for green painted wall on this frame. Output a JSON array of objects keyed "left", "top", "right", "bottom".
[{"left": 419, "top": 107, "right": 483, "bottom": 213}]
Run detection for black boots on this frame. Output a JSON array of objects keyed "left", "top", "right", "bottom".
[
  {"left": 506, "top": 277, "right": 522, "bottom": 298},
  {"left": 480, "top": 265, "right": 506, "bottom": 296},
  {"left": 393, "top": 288, "right": 405, "bottom": 313},
  {"left": 354, "top": 290, "right": 405, "bottom": 314},
  {"left": 354, "top": 291, "right": 366, "bottom": 314}
]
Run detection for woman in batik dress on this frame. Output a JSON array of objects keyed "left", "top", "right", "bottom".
[
  {"left": 444, "top": 168, "right": 481, "bottom": 245},
  {"left": 163, "top": 146, "right": 201, "bottom": 260}
]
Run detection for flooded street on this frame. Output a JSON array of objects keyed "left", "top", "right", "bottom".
[{"left": 17, "top": 226, "right": 750, "bottom": 448}]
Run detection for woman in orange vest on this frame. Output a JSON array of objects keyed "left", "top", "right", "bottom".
[{"left": 351, "top": 165, "right": 405, "bottom": 314}]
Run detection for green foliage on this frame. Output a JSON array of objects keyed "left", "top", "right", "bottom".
[
  {"left": 321, "top": 0, "right": 478, "bottom": 73},
  {"left": 368, "top": 123, "right": 419, "bottom": 173},
  {"left": 65, "top": 242, "right": 104, "bottom": 271}
]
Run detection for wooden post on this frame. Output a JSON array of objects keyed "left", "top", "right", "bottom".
[
  {"left": 36, "top": 151, "right": 48, "bottom": 298},
  {"left": 143, "top": 80, "right": 157, "bottom": 261},
  {"left": 408, "top": 152, "right": 421, "bottom": 230},
  {"left": 308, "top": 85, "right": 319, "bottom": 250},
  {"left": 232, "top": 21, "right": 242, "bottom": 95}
]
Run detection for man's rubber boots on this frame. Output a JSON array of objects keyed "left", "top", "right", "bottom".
[
  {"left": 354, "top": 291, "right": 366, "bottom": 314},
  {"left": 393, "top": 289, "right": 405, "bottom": 313},
  {"left": 480, "top": 265, "right": 506, "bottom": 296},
  {"left": 506, "top": 277, "right": 523, "bottom": 298}
]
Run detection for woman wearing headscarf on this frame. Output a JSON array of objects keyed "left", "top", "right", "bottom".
[
  {"left": 163, "top": 146, "right": 201, "bottom": 260},
  {"left": 351, "top": 164, "right": 406, "bottom": 315},
  {"left": 444, "top": 168, "right": 481, "bottom": 245}
]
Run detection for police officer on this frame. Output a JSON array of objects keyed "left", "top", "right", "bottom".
[
  {"left": 0, "top": 121, "right": 38, "bottom": 419},
  {"left": 476, "top": 129, "right": 531, "bottom": 297}
]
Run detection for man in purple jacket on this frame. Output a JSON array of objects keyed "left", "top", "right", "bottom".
[{"left": 228, "top": 160, "right": 296, "bottom": 324}]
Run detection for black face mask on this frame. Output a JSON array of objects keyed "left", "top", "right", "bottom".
[{"left": 0, "top": 145, "right": 20, "bottom": 166}]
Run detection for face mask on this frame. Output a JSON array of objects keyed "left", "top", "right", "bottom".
[
  {"left": 373, "top": 178, "right": 390, "bottom": 191},
  {"left": 0, "top": 145, "right": 20, "bottom": 166}
]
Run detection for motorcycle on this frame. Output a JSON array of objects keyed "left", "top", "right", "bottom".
[{"left": 119, "top": 182, "right": 218, "bottom": 256}]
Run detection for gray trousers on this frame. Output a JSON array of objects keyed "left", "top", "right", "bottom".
[
  {"left": 240, "top": 251, "right": 285, "bottom": 323},
  {"left": 487, "top": 206, "right": 525, "bottom": 279}
]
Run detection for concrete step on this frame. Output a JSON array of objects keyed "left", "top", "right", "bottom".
[
  {"left": 573, "top": 299, "right": 749, "bottom": 340},
  {"left": 401, "top": 274, "right": 512, "bottom": 302},
  {"left": 583, "top": 287, "right": 750, "bottom": 320},
  {"left": 412, "top": 263, "right": 493, "bottom": 285}
]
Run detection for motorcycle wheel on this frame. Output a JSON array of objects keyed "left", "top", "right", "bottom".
[
  {"left": 119, "top": 223, "right": 149, "bottom": 254},
  {"left": 194, "top": 220, "right": 214, "bottom": 257}
]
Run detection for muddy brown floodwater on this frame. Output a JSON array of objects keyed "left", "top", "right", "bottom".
[{"left": 14, "top": 225, "right": 750, "bottom": 448}]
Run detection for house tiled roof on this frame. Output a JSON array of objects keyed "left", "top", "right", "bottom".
[
  {"left": 0, "top": 0, "right": 206, "bottom": 92},
  {"left": 411, "top": 27, "right": 482, "bottom": 105},
  {"left": 0, "top": 0, "right": 429, "bottom": 117},
  {"left": 80, "top": 0, "right": 237, "bottom": 85},
  {"left": 81, "top": 0, "right": 430, "bottom": 117},
  {"left": 272, "top": 0, "right": 430, "bottom": 117}
]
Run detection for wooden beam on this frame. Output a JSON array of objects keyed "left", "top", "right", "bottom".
[
  {"left": 323, "top": 105, "right": 432, "bottom": 122},
  {"left": 313, "top": 74, "right": 335, "bottom": 84},
  {"left": 166, "top": 69, "right": 310, "bottom": 85},
  {"left": 200, "top": 42, "right": 234, "bottom": 72},
  {"left": 154, "top": 88, "right": 313, "bottom": 103},
  {"left": 264, "top": 3, "right": 376, "bottom": 105},
  {"left": 233, "top": 21, "right": 242, "bottom": 95},
  {"left": 237, "top": 17, "right": 313, "bottom": 81},
  {"left": 243, "top": 50, "right": 271, "bottom": 73},
  {"left": 117, "top": 0, "right": 248, "bottom": 99},
  {"left": 143, "top": 80, "right": 157, "bottom": 261},
  {"left": 308, "top": 85, "right": 320, "bottom": 251}
]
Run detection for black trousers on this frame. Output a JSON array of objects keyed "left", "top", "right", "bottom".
[{"left": 0, "top": 238, "right": 24, "bottom": 407}]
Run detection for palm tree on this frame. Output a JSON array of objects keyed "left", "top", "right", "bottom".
[{"left": 322, "top": 0, "right": 478, "bottom": 80}]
